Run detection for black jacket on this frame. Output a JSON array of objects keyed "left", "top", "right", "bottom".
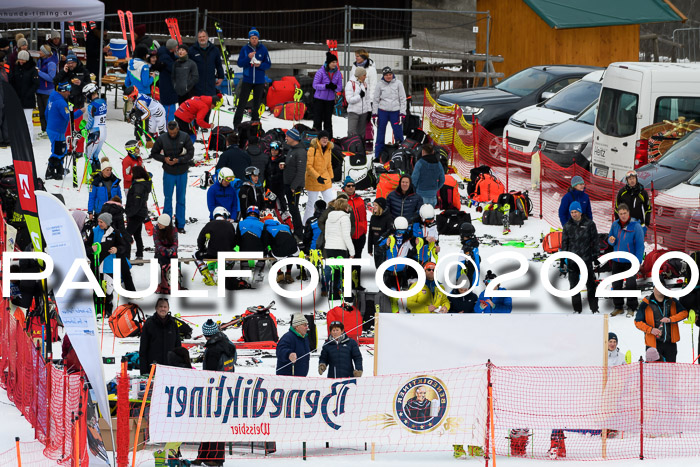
[
  {"left": 125, "top": 178, "right": 150, "bottom": 219},
  {"left": 267, "top": 153, "right": 285, "bottom": 195},
  {"left": 203, "top": 332, "right": 237, "bottom": 371},
  {"left": 86, "top": 226, "right": 130, "bottom": 264},
  {"left": 368, "top": 208, "right": 393, "bottom": 254},
  {"left": 239, "top": 182, "right": 265, "bottom": 217},
  {"left": 246, "top": 143, "right": 269, "bottom": 180},
  {"left": 216, "top": 144, "right": 251, "bottom": 181},
  {"left": 386, "top": 183, "right": 424, "bottom": 219},
  {"left": 318, "top": 335, "right": 362, "bottom": 378},
  {"left": 9, "top": 59, "right": 39, "bottom": 108},
  {"left": 448, "top": 291, "right": 478, "bottom": 313},
  {"left": 99, "top": 200, "right": 129, "bottom": 240},
  {"left": 616, "top": 183, "right": 651, "bottom": 227},
  {"left": 139, "top": 313, "right": 182, "bottom": 375},
  {"left": 197, "top": 219, "right": 237, "bottom": 259},
  {"left": 151, "top": 131, "right": 195, "bottom": 175},
  {"left": 54, "top": 61, "right": 91, "bottom": 107},
  {"left": 561, "top": 215, "right": 599, "bottom": 263},
  {"left": 283, "top": 143, "right": 307, "bottom": 190}
]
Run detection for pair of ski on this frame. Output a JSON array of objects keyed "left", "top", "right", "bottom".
[
  {"left": 67, "top": 22, "right": 93, "bottom": 47},
  {"left": 165, "top": 18, "right": 182, "bottom": 44},
  {"left": 192, "top": 301, "right": 276, "bottom": 339},
  {"left": 117, "top": 10, "right": 135, "bottom": 59}
]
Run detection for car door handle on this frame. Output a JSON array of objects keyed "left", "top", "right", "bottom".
[{"left": 610, "top": 148, "right": 618, "bottom": 152}]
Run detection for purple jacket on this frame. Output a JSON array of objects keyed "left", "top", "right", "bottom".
[{"left": 312, "top": 65, "right": 343, "bottom": 101}]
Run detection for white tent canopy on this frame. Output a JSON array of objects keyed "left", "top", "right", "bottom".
[{"left": 0, "top": 0, "right": 104, "bottom": 22}]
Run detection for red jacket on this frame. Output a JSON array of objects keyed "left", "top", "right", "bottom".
[
  {"left": 121, "top": 154, "right": 144, "bottom": 189},
  {"left": 326, "top": 305, "right": 363, "bottom": 341},
  {"left": 347, "top": 194, "right": 368, "bottom": 239},
  {"left": 175, "top": 95, "right": 214, "bottom": 129}
]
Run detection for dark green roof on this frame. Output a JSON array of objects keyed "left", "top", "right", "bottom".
[{"left": 523, "top": 0, "right": 685, "bottom": 29}]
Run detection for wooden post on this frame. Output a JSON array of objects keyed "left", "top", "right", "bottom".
[
  {"left": 602, "top": 314, "right": 609, "bottom": 459},
  {"left": 371, "top": 311, "right": 379, "bottom": 460}
]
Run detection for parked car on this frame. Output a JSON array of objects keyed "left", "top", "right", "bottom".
[
  {"left": 636, "top": 129, "right": 700, "bottom": 191},
  {"left": 536, "top": 100, "right": 597, "bottom": 170},
  {"left": 437, "top": 65, "right": 602, "bottom": 134},
  {"left": 504, "top": 70, "right": 604, "bottom": 153},
  {"left": 651, "top": 169, "right": 700, "bottom": 252}
]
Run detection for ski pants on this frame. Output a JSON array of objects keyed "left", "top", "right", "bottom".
[
  {"left": 86, "top": 128, "right": 105, "bottom": 168},
  {"left": 567, "top": 260, "right": 598, "bottom": 313},
  {"left": 163, "top": 103, "right": 176, "bottom": 126},
  {"left": 48, "top": 130, "right": 67, "bottom": 160},
  {"left": 163, "top": 172, "right": 187, "bottom": 229},
  {"left": 313, "top": 98, "right": 335, "bottom": 138},
  {"left": 374, "top": 109, "right": 403, "bottom": 158},
  {"left": 611, "top": 260, "right": 639, "bottom": 310},
  {"left": 233, "top": 81, "right": 265, "bottom": 127},
  {"left": 303, "top": 188, "right": 336, "bottom": 223}
]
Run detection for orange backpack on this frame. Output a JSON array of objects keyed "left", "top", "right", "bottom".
[
  {"left": 472, "top": 173, "right": 505, "bottom": 203},
  {"left": 109, "top": 303, "right": 146, "bottom": 338},
  {"left": 377, "top": 173, "right": 401, "bottom": 198},
  {"left": 543, "top": 231, "right": 562, "bottom": 253}
]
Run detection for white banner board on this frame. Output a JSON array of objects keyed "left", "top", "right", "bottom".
[
  {"left": 376, "top": 314, "right": 604, "bottom": 374},
  {"left": 149, "top": 366, "right": 488, "bottom": 446}
]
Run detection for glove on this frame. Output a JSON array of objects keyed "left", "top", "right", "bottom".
[
  {"left": 400, "top": 114, "right": 406, "bottom": 123},
  {"left": 128, "top": 113, "right": 139, "bottom": 125},
  {"left": 318, "top": 363, "right": 327, "bottom": 375},
  {"left": 372, "top": 115, "right": 377, "bottom": 125},
  {"left": 265, "top": 190, "right": 277, "bottom": 201},
  {"left": 325, "top": 83, "right": 337, "bottom": 91},
  {"left": 359, "top": 89, "right": 365, "bottom": 98},
  {"left": 317, "top": 176, "right": 326, "bottom": 184},
  {"left": 353, "top": 370, "right": 363, "bottom": 378}
]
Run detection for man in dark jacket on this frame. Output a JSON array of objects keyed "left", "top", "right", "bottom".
[
  {"left": 276, "top": 313, "right": 310, "bottom": 376},
  {"left": 54, "top": 53, "right": 91, "bottom": 109},
  {"left": 616, "top": 170, "right": 651, "bottom": 235},
  {"left": 172, "top": 46, "right": 199, "bottom": 104},
  {"left": 387, "top": 175, "right": 424, "bottom": 219},
  {"left": 448, "top": 272, "right": 478, "bottom": 313},
  {"left": 216, "top": 132, "right": 251, "bottom": 180},
  {"left": 233, "top": 28, "right": 271, "bottom": 127},
  {"left": 561, "top": 201, "right": 599, "bottom": 314},
  {"left": 151, "top": 120, "right": 195, "bottom": 233},
  {"left": 634, "top": 287, "right": 687, "bottom": 363},
  {"left": 157, "top": 39, "right": 180, "bottom": 123},
  {"left": 318, "top": 321, "right": 363, "bottom": 378},
  {"left": 8, "top": 51, "right": 38, "bottom": 141},
  {"left": 188, "top": 30, "right": 225, "bottom": 97},
  {"left": 139, "top": 298, "right": 182, "bottom": 374},
  {"left": 283, "top": 128, "right": 307, "bottom": 236}
]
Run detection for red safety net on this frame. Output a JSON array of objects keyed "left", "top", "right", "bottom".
[{"left": 423, "top": 89, "right": 700, "bottom": 252}]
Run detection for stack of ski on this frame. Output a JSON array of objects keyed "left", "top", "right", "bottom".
[
  {"left": 67, "top": 22, "right": 79, "bottom": 47},
  {"left": 165, "top": 18, "right": 182, "bottom": 44},
  {"left": 214, "top": 22, "right": 234, "bottom": 97}
]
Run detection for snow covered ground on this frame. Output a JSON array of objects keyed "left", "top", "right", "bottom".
[{"left": 0, "top": 88, "right": 697, "bottom": 466}]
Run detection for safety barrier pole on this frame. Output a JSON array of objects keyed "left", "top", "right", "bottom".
[
  {"left": 651, "top": 181, "right": 657, "bottom": 250},
  {"left": 132, "top": 364, "right": 156, "bottom": 467},
  {"left": 117, "top": 359, "right": 129, "bottom": 467},
  {"left": 539, "top": 155, "right": 543, "bottom": 219},
  {"left": 473, "top": 114, "right": 480, "bottom": 168},
  {"left": 484, "top": 360, "right": 491, "bottom": 467},
  {"left": 505, "top": 131, "right": 509, "bottom": 191},
  {"left": 639, "top": 358, "right": 644, "bottom": 460},
  {"left": 611, "top": 171, "right": 616, "bottom": 222},
  {"left": 15, "top": 437, "right": 21, "bottom": 467}
]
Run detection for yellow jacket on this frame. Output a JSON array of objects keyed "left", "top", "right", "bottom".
[
  {"left": 406, "top": 281, "right": 450, "bottom": 314},
  {"left": 305, "top": 139, "right": 334, "bottom": 192}
]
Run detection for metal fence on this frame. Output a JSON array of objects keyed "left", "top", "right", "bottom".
[
  {"left": 103, "top": 8, "right": 200, "bottom": 38},
  {"left": 672, "top": 27, "right": 700, "bottom": 62}
]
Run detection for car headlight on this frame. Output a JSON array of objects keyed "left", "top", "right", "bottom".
[
  {"left": 556, "top": 142, "right": 587, "bottom": 153},
  {"left": 461, "top": 106, "right": 484, "bottom": 116}
]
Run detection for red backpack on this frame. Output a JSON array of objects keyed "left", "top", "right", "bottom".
[
  {"left": 272, "top": 102, "right": 307, "bottom": 120},
  {"left": 109, "top": 303, "right": 146, "bottom": 338},
  {"left": 472, "top": 173, "right": 505, "bottom": 203}
]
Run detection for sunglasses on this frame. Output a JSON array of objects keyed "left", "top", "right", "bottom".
[
  {"left": 425, "top": 268, "right": 435, "bottom": 272},
  {"left": 345, "top": 184, "right": 355, "bottom": 188}
]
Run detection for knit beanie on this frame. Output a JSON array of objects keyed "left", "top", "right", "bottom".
[
  {"left": 646, "top": 347, "right": 660, "bottom": 362},
  {"left": 157, "top": 213, "right": 171, "bottom": 226},
  {"left": 51, "top": 31, "right": 61, "bottom": 39},
  {"left": 374, "top": 197, "right": 387, "bottom": 211},
  {"left": 202, "top": 319, "right": 219, "bottom": 337},
  {"left": 17, "top": 50, "right": 29, "bottom": 61},
  {"left": 291, "top": 314, "right": 307, "bottom": 327},
  {"left": 286, "top": 128, "right": 301, "bottom": 141},
  {"left": 569, "top": 201, "right": 582, "bottom": 214},
  {"left": 354, "top": 67, "right": 366, "bottom": 78},
  {"left": 134, "top": 24, "right": 147, "bottom": 37},
  {"left": 100, "top": 159, "right": 112, "bottom": 171},
  {"left": 17, "top": 38, "right": 28, "bottom": 48},
  {"left": 248, "top": 28, "right": 260, "bottom": 38},
  {"left": 342, "top": 175, "right": 355, "bottom": 188},
  {"left": 325, "top": 51, "right": 337, "bottom": 65},
  {"left": 571, "top": 175, "right": 584, "bottom": 188},
  {"left": 40, "top": 44, "right": 52, "bottom": 56},
  {"left": 98, "top": 212, "right": 112, "bottom": 226},
  {"left": 608, "top": 332, "right": 618, "bottom": 342}
]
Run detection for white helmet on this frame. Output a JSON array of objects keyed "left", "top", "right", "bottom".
[
  {"left": 213, "top": 206, "right": 230, "bottom": 219},
  {"left": 217, "top": 167, "right": 234, "bottom": 183},
  {"left": 82, "top": 83, "right": 98, "bottom": 101},
  {"left": 394, "top": 216, "right": 408, "bottom": 231},
  {"left": 420, "top": 204, "right": 435, "bottom": 220}
]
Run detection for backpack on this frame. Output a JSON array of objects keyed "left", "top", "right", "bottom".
[
  {"left": 472, "top": 173, "right": 505, "bottom": 203},
  {"left": 172, "top": 315, "right": 193, "bottom": 340},
  {"left": 241, "top": 309, "right": 279, "bottom": 343},
  {"left": 208, "top": 126, "right": 234, "bottom": 152},
  {"left": 406, "top": 128, "right": 428, "bottom": 145},
  {"left": 337, "top": 134, "right": 366, "bottom": 156},
  {"left": 259, "top": 128, "right": 286, "bottom": 152},
  {"left": 437, "top": 210, "right": 471, "bottom": 235},
  {"left": 378, "top": 143, "right": 400, "bottom": 164},
  {"left": 236, "top": 121, "right": 264, "bottom": 145},
  {"left": 109, "top": 303, "right": 146, "bottom": 338},
  {"left": 331, "top": 145, "right": 345, "bottom": 182},
  {"left": 512, "top": 191, "right": 533, "bottom": 218},
  {"left": 301, "top": 130, "right": 319, "bottom": 150},
  {"left": 438, "top": 176, "right": 461, "bottom": 210},
  {"left": 293, "top": 123, "right": 312, "bottom": 133},
  {"left": 543, "top": 231, "right": 562, "bottom": 254},
  {"left": 26, "top": 298, "right": 61, "bottom": 343},
  {"left": 376, "top": 173, "right": 401, "bottom": 198},
  {"left": 467, "top": 165, "right": 493, "bottom": 197},
  {"left": 389, "top": 148, "right": 417, "bottom": 175},
  {"left": 433, "top": 145, "right": 451, "bottom": 174},
  {"left": 272, "top": 101, "right": 306, "bottom": 120},
  {"left": 399, "top": 138, "right": 421, "bottom": 151}
]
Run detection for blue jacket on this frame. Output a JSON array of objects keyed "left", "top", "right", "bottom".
[
  {"left": 608, "top": 219, "right": 645, "bottom": 264},
  {"left": 319, "top": 335, "right": 362, "bottom": 378},
  {"left": 206, "top": 179, "right": 241, "bottom": 220},
  {"left": 156, "top": 45, "right": 178, "bottom": 106},
  {"left": 88, "top": 173, "right": 122, "bottom": 215},
  {"left": 91, "top": 226, "right": 117, "bottom": 274},
  {"left": 125, "top": 58, "right": 152, "bottom": 95},
  {"left": 238, "top": 215, "right": 264, "bottom": 238},
  {"left": 37, "top": 55, "right": 58, "bottom": 95},
  {"left": 276, "top": 328, "right": 310, "bottom": 376},
  {"left": 475, "top": 288, "right": 512, "bottom": 313},
  {"left": 558, "top": 189, "right": 593, "bottom": 227},
  {"left": 411, "top": 156, "right": 445, "bottom": 197},
  {"left": 188, "top": 42, "right": 225, "bottom": 96},
  {"left": 46, "top": 91, "right": 71, "bottom": 135},
  {"left": 236, "top": 42, "right": 271, "bottom": 85}
]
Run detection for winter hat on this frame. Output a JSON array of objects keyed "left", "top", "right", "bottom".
[
  {"left": 318, "top": 130, "right": 330, "bottom": 140},
  {"left": 166, "top": 38, "right": 179, "bottom": 50},
  {"left": 314, "top": 199, "right": 327, "bottom": 212},
  {"left": 382, "top": 66, "right": 393, "bottom": 76},
  {"left": 646, "top": 347, "right": 660, "bottom": 362},
  {"left": 98, "top": 212, "right": 113, "bottom": 226},
  {"left": 354, "top": 67, "right": 366, "bottom": 78},
  {"left": 100, "top": 159, "right": 112, "bottom": 171},
  {"left": 17, "top": 50, "right": 29, "bottom": 61},
  {"left": 66, "top": 54, "right": 78, "bottom": 64},
  {"left": 248, "top": 28, "right": 260, "bottom": 38},
  {"left": 608, "top": 332, "right": 618, "bottom": 342},
  {"left": 291, "top": 313, "right": 307, "bottom": 327},
  {"left": 134, "top": 24, "right": 147, "bottom": 37},
  {"left": 202, "top": 319, "right": 219, "bottom": 337},
  {"left": 17, "top": 38, "right": 28, "bottom": 48},
  {"left": 569, "top": 201, "right": 582, "bottom": 214},
  {"left": 424, "top": 261, "right": 436, "bottom": 271},
  {"left": 40, "top": 44, "right": 52, "bottom": 56},
  {"left": 374, "top": 197, "right": 387, "bottom": 211},
  {"left": 157, "top": 213, "right": 171, "bottom": 226},
  {"left": 286, "top": 128, "right": 301, "bottom": 141},
  {"left": 325, "top": 51, "right": 337, "bottom": 65},
  {"left": 571, "top": 175, "right": 584, "bottom": 188},
  {"left": 342, "top": 175, "right": 355, "bottom": 188},
  {"left": 50, "top": 30, "right": 61, "bottom": 40}
]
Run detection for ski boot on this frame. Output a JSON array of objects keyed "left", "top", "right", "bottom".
[
  {"left": 548, "top": 429, "right": 566, "bottom": 459},
  {"left": 502, "top": 203, "right": 511, "bottom": 235},
  {"left": 509, "top": 428, "right": 530, "bottom": 457},
  {"left": 284, "top": 271, "right": 294, "bottom": 284},
  {"left": 276, "top": 271, "right": 285, "bottom": 283},
  {"left": 156, "top": 264, "right": 171, "bottom": 294},
  {"left": 453, "top": 445, "right": 466, "bottom": 458}
]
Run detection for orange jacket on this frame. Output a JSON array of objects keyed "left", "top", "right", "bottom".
[{"left": 634, "top": 295, "right": 687, "bottom": 348}]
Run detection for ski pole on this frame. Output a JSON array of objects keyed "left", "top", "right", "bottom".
[{"left": 102, "top": 140, "right": 126, "bottom": 157}]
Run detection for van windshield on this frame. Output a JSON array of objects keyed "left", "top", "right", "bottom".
[
  {"left": 654, "top": 97, "right": 700, "bottom": 122},
  {"left": 657, "top": 132, "right": 700, "bottom": 171},
  {"left": 596, "top": 88, "right": 639, "bottom": 138},
  {"left": 543, "top": 80, "right": 601, "bottom": 115},
  {"left": 495, "top": 68, "right": 556, "bottom": 97}
]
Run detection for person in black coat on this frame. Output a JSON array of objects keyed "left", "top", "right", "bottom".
[
  {"left": 276, "top": 314, "right": 311, "bottom": 376},
  {"left": 196, "top": 209, "right": 237, "bottom": 260},
  {"left": 216, "top": 132, "right": 251, "bottom": 180},
  {"left": 125, "top": 165, "right": 151, "bottom": 260},
  {"left": 266, "top": 142, "right": 286, "bottom": 209},
  {"left": 139, "top": 298, "right": 182, "bottom": 375},
  {"left": 368, "top": 197, "right": 393, "bottom": 257},
  {"left": 561, "top": 201, "right": 599, "bottom": 314},
  {"left": 8, "top": 52, "right": 38, "bottom": 109},
  {"left": 615, "top": 170, "right": 651, "bottom": 234},
  {"left": 238, "top": 167, "right": 266, "bottom": 217},
  {"left": 156, "top": 40, "right": 179, "bottom": 122},
  {"left": 318, "top": 321, "right": 363, "bottom": 378},
  {"left": 246, "top": 136, "right": 269, "bottom": 180},
  {"left": 448, "top": 272, "right": 478, "bottom": 313},
  {"left": 54, "top": 54, "right": 91, "bottom": 108},
  {"left": 99, "top": 196, "right": 128, "bottom": 237}
]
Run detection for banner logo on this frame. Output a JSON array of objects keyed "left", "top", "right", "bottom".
[{"left": 394, "top": 376, "right": 448, "bottom": 433}]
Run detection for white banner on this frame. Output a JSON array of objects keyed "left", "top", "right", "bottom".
[
  {"left": 149, "top": 366, "right": 488, "bottom": 446},
  {"left": 36, "top": 192, "right": 111, "bottom": 427},
  {"left": 376, "top": 314, "right": 604, "bottom": 374}
]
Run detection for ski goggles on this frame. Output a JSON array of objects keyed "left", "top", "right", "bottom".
[
  {"left": 125, "top": 143, "right": 140, "bottom": 152},
  {"left": 270, "top": 141, "right": 281, "bottom": 150},
  {"left": 57, "top": 82, "right": 72, "bottom": 92},
  {"left": 222, "top": 176, "right": 235, "bottom": 182}
]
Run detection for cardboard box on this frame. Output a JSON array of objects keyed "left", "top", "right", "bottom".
[{"left": 98, "top": 417, "right": 148, "bottom": 452}]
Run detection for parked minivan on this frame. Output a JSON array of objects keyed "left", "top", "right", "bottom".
[{"left": 591, "top": 62, "right": 700, "bottom": 178}]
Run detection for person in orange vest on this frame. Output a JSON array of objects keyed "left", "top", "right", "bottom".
[
  {"left": 173, "top": 93, "right": 222, "bottom": 143},
  {"left": 634, "top": 285, "right": 688, "bottom": 362}
]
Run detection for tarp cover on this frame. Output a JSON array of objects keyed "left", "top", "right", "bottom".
[{"left": 0, "top": 0, "right": 104, "bottom": 22}]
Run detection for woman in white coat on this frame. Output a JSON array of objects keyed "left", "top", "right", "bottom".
[
  {"left": 350, "top": 49, "right": 377, "bottom": 147},
  {"left": 345, "top": 67, "right": 371, "bottom": 138},
  {"left": 323, "top": 198, "right": 355, "bottom": 300}
]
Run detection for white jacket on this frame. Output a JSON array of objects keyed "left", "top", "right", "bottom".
[
  {"left": 373, "top": 76, "right": 407, "bottom": 114},
  {"left": 608, "top": 348, "right": 626, "bottom": 367},
  {"left": 350, "top": 62, "right": 378, "bottom": 108},
  {"left": 345, "top": 77, "right": 371, "bottom": 115},
  {"left": 324, "top": 210, "right": 355, "bottom": 256}
]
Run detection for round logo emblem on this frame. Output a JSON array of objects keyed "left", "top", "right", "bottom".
[{"left": 394, "top": 376, "right": 448, "bottom": 433}]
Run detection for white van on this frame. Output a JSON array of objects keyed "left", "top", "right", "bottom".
[{"left": 591, "top": 62, "right": 700, "bottom": 178}]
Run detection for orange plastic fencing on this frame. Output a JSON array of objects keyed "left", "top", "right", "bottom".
[{"left": 423, "top": 89, "right": 700, "bottom": 252}]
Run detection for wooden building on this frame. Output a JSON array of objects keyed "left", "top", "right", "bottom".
[{"left": 476, "top": 0, "right": 686, "bottom": 79}]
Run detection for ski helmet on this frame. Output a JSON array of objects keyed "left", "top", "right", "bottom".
[
  {"left": 459, "top": 222, "right": 475, "bottom": 238},
  {"left": 123, "top": 85, "right": 138, "bottom": 101},
  {"left": 124, "top": 140, "right": 140, "bottom": 156},
  {"left": 213, "top": 206, "right": 230, "bottom": 220},
  {"left": 419, "top": 204, "right": 435, "bottom": 221},
  {"left": 245, "top": 166, "right": 260, "bottom": 179},
  {"left": 394, "top": 216, "right": 408, "bottom": 231},
  {"left": 247, "top": 205, "right": 260, "bottom": 217},
  {"left": 217, "top": 167, "right": 234, "bottom": 183},
  {"left": 82, "top": 83, "right": 98, "bottom": 101}
]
